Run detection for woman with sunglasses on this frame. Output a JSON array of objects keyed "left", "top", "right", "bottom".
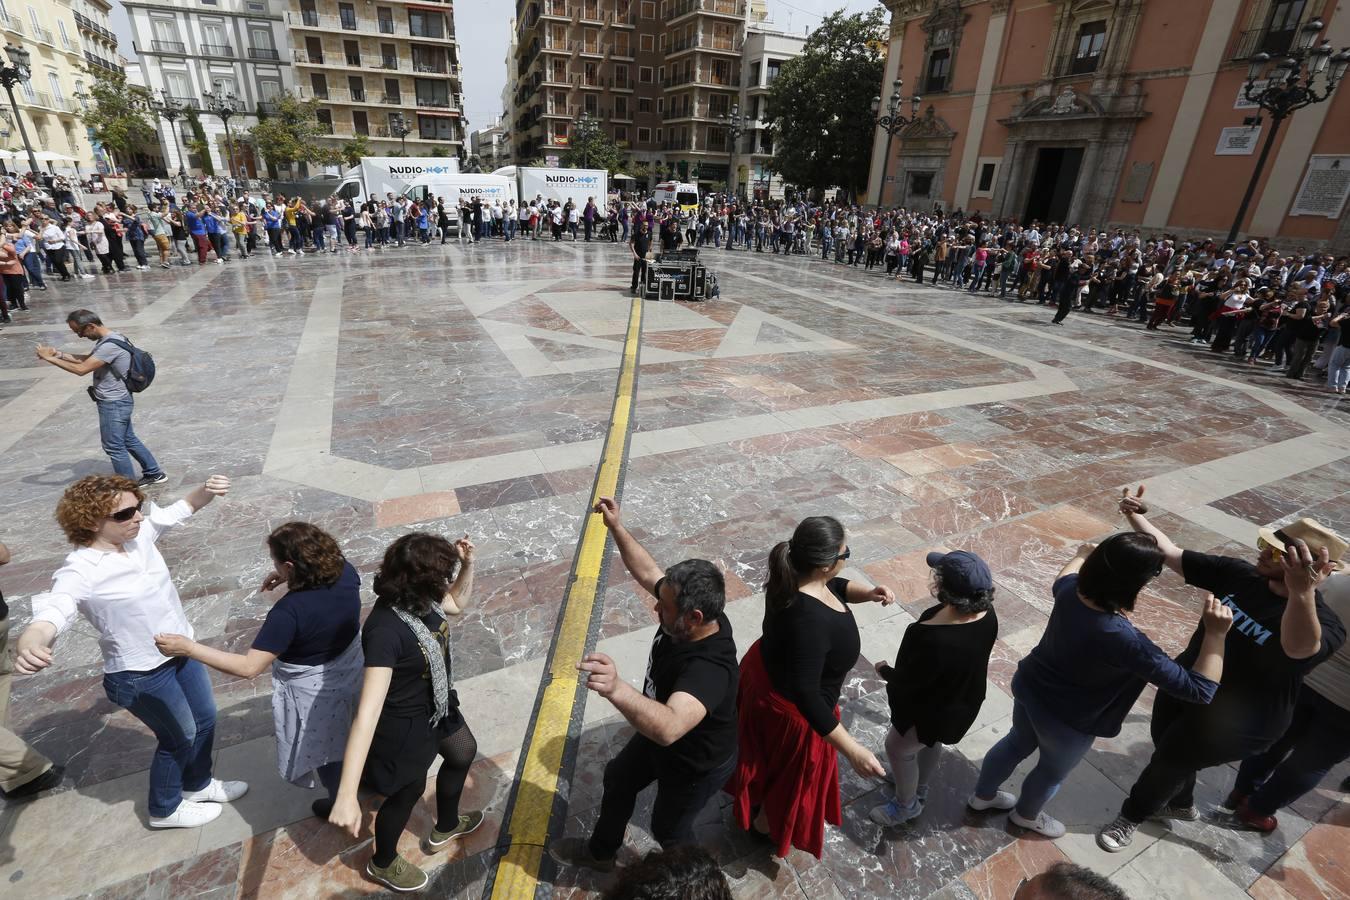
[
  {"left": 153, "top": 521, "right": 363, "bottom": 821},
  {"left": 14, "top": 473, "right": 246, "bottom": 829},
  {"left": 968, "top": 533, "right": 1232, "bottom": 840},
  {"left": 725, "top": 515, "right": 894, "bottom": 859}
]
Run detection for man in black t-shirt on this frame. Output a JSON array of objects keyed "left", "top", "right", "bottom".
[
  {"left": 1097, "top": 493, "right": 1346, "bottom": 852},
  {"left": 549, "top": 498, "right": 738, "bottom": 872},
  {"left": 630, "top": 220, "right": 652, "bottom": 294}
]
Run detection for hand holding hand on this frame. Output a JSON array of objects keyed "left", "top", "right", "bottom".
[
  {"left": 594, "top": 497, "right": 621, "bottom": 530},
  {"left": 1281, "top": 539, "right": 1332, "bottom": 595},
  {"left": 328, "top": 795, "right": 363, "bottom": 838},
  {"left": 1119, "top": 485, "right": 1149, "bottom": 517},
  {"left": 154, "top": 633, "right": 194, "bottom": 657},
  {"left": 13, "top": 644, "right": 53, "bottom": 675},
  {"left": 873, "top": 659, "right": 889, "bottom": 675},
  {"left": 204, "top": 475, "right": 231, "bottom": 497},
  {"left": 1200, "top": 595, "right": 1233, "bottom": 635},
  {"left": 453, "top": 533, "right": 475, "bottom": 565},
  {"left": 578, "top": 652, "right": 620, "bottom": 698}
]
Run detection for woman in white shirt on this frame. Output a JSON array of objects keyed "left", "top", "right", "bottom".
[{"left": 15, "top": 474, "right": 248, "bottom": 829}]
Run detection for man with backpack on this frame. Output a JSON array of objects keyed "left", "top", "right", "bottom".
[{"left": 34, "top": 309, "right": 166, "bottom": 485}]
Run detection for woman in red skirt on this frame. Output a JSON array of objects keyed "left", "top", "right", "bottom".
[{"left": 725, "top": 515, "right": 896, "bottom": 858}]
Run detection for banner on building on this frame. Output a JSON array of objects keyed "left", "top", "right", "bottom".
[
  {"left": 1215, "top": 126, "right": 1261, "bottom": 155},
  {"left": 1289, "top": 155, "right": 1350, "bottom": 218}
]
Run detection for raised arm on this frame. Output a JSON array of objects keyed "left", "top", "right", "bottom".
[
  {"left": 1118, "top": 486, "right": 1184, "bottom": 575},
  {"left": 442, "top": 534, "right": 475, "bottom": 616},
  {"left": 183, "top": 474, "right": 231, "bottom": 512},
  {"left": 594, "top": 497, "right": 663, "bottom": 595},
  {"left": 1279, "top": 540, "right": 1331, "bottom": 660}
]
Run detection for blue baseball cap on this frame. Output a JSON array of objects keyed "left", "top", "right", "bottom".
[{"left": 926, "top": 550, "right": 994, "bottom": 594}]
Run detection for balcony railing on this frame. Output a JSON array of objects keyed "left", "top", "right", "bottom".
[
  {"left": 32, "top": 24, "right": 53, "bottom": 44},
  {"left": 380, "top": 93, "right": 402, "bottom": 105},
  {"left": 30, "top": 90, "right": 52, "bottom": 108},
  {"left": 289, "top": 11, "right": 411, "bottom": 38},
  {"left": 84, "top": 51, "right": 125, "bottom": 75},
  {"left": 151, "top": 40, "right": 187, "bottom": 54},
  {"left": 414, "top": 61, "right": 449, "bottom": 74},
  {"left": 2, "top": 17, "right": 23, "bottom": 36},
  {"left": 1230, "top": 27, "right": 1299, "bottom": 60},
  {"left": 200, "top": 43, "right": 234, "bottom": 57},
  {"left": 164, "top": 95, "right": 201, "bottom": 109},
  {"left": 670, "top": 0, "right": 745, "bottom": 20},
  {"left": 415, "top": 95, "right": 454, "bottom": 109},
  {"left": 249, "top": 47, "right": 281, "bottom": 60},
  {"left": 74, "top": 12, "right": 116, "bottom": 41}
]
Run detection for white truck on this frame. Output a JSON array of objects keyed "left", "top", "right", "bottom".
[
  {"left": 335, "top": 157, "right": 461, "bottom": 203},
  {"left": 497, "top": 166, "right": 609, "bottom": 211}
]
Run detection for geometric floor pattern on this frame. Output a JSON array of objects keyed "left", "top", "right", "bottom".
[{"left": 0, "top": 237, "right": 1346, "bottom": 899}]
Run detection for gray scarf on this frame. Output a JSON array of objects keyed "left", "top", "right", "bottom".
[{"left": 390, "top": 606, "right": 452, "bottom": 726}]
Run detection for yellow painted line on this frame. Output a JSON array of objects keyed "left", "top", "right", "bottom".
[{"left": 486, "top": 297, "right": 644, "bottom": 900}]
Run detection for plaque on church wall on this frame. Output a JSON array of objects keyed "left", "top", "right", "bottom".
[
  {"left": 1215, "top": 126, "right": 1261, "bottom": 155},
  {"left": 1235, "top": 79, "right": 1268, "bottom": 109},
  {"left": 1121, "top": 162, "right": 1153, "bottom": 203},
  {"left": 1290, "top": 155, "right": 1350, "bottom": 218}
]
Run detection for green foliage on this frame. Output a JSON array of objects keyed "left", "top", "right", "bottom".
[
  {"left": 77, "top": 70, "right": 156, "bottom": 168},
  {"left": 764, "top": 7, "right": 887, "bottom": 195},
  {"left": 430, "top": 145, "right": 452, "bottom": 158},
  {"left": 562, "top": 120, "right": 626, "bottom": 173},
  {"left": 339, "top": 134, "right": 370, "bottom": 168},
  {"left": 184, "top": 107, "right": 214, "bottom": 176},
  {"left": 248, "top": 92, "right": 337, "bottom": 169}
]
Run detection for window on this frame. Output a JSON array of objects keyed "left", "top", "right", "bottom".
[
  {"left": 1069, "top": 21, "right": 1106, "bottom": 74},
  {"left": 614, "top": 64, "right": 628, "bottom": 87},
  {"left": 259, "top": 79, "right": 281, "bottom": 100},
  {"left": 638, "top": 96, "right": 652, "bottom": 112},
  {"left": 637, "top": 126, "right": 651, "bottom": 143},
  {"left": 49, "top": 71, "right": 64, "bottom": 102},
  {"left": 750, "top": 61, "right": 760, "bottom": 86},
  {"left": 57, "top": 19, "right": 70, "bottom": 47},
  {"left": 657, "top": 96, "right": 664, "bottom": 112},
  {"left": 658, "top": 33, "right": 665, "bottom": 51},
  {"left": 640, "top": 33, "right": 654, "bottom": 53},
  {"left": 972, "top": 158, "right": 1000, "bottom": 199},
  {"left": 658, "top": 65, "right": 665, "bottom": 82},
  {"left": 418, "top": 114, "right": 454, "bottom": 140},
  {"left": 584, "top": 94, "right": 597, "bottom": 114},
  {"left": 656, "top": 127, "right": 662, "bottom": 142},
  {"left": 408, "top": 10, "right": 443, "bottom": 39},
  {"left": 640, "top": 0, "right": 654, "bottom": 18},
  {"left": 348, "top": 75, "right": 365, "bottom": 101},
  {"left": 415, "top": 79, "right": 449, "bottom": 107},
  {"left": 977, "top": 163, "right": 996, "bottom": 192},
  {"left": 910, "top": 172, "right": 934, "bottom": 197},
  {"left": 210, "top": 74, "right": 238, "bottom": 96},
  {"left": 377, "top": 6, "right": 394, "bottom": 33},
  {"left": 249, "top": 25, "right": 274, "bottom": 50},
  {"left": 925, "top": 49, "right": 950, "bottom": 93},
  {"left": 614, "top": 96, "right": 628, "bottom": 118},
  {"left": 383, "top": 77, "right": 400, "bottom": 102},
  {"left": 614, "top": 125, "right": 627, "bottom": 142},
  {"left": 765, "top": 59, "right": 781, "bottom": 83},
  {"left": 344, "top": 39, "right": 360, "bottom": 66},
  {"left": 1261, "top": 0, "right": 1306, "bottom": 54},
  {"left": 201, "top": 20, "right": 228, "bottom": 48},
  {"left": 164, "top": 71, "right": 192, "bottom": 100},
  {"left": 353, "top": 110, "right": 368, "bottom": 135},
  {"left": 338, "top": 3, "right": 356, "bottom": 29},
  {"left": 639, "top": 65, "right": 653, "bottom": 83}
]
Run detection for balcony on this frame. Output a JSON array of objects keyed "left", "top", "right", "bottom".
[
  {"left": 540, "top": 0, "right": 568, "bottom": 20},
  {"left": 1230, "top": 26, "right": 1301, "bottom": 60},
  {"left": 288, "top": 11, "right": 412, "bottom": 38},
  {"left": 164, "top": 95, "right": 201, "bottom": 109},
  {"left": 413, "top": 61, "right": 450, "bottom": 74},
  {"left": 380, "top": 93, "right": 403, "bottom": 105},
  {"left": 575, "top": 75, "right": 603, "bottom": 90},
  {"left": 29, "top": 90, "right": 52, "bottom": 109},
  {"left": 74, "top": 12, "right": 117, "bottom": 42},
  {"left": 257, "top": 100, "right": 281, "bottom": 114},
  {"left": 2, "top": 16, "right": 22, "bottom": 36},
  {"left": 200, "top": 43, "right": 235, "bottom": 57},
  {"left": 669, "top": 0, "right": 745, "bottom": 23},
  {"left": 415, "top": 95, "right": 456, "bottom": 110},
  {"left": 84, "top": 51, "right": 125, "bottom": 75},
  {"left": 610, "top": 76, "right": 633, "bottom": 91},
  {"left": 668, "top": 33, "right": 742, "bottom": 57},
  {"left": 249, "top": 47, "right": 281, "bottom": 61},
  {"left": 575, "top": 40, "right": 603, "bottom": 57},
  {"left": 151, "top": 40, "right": 187, "bottom": 54},
  {"left": 32, "top": 24, "right": 53, "bottom": 45}
]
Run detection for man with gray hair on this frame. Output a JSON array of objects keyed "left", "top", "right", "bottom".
[
  {"left": 550, "top": 497, "right": 739, "bottom": 872},
  {"left": 34, "top": 309, "right": 167, "bottom": 485}
]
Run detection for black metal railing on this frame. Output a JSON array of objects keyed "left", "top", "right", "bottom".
[
  {"left": 151, "top": 40, "right": 187, "bottom": 54},
  {"left": 248, "top": 47, "right": 280, "bottom": 60},
  {"left": 200, "top": 43, "right": 234, "bottom": 57}
]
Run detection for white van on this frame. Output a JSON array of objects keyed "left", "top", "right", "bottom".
[
  {"left": 652, "top": 181, "right": 700, "bottom": 213},
  {"left": 401, "top": 174, "right": 518, "bottom": 233}
]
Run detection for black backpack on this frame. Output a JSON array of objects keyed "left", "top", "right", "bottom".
[{"left": 99, "top": 336, "right": 157, "bottom": 392}]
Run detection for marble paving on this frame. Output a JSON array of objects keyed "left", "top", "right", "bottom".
[{"left": 0, "top": 237, "right": 1347, "bottom": 900}]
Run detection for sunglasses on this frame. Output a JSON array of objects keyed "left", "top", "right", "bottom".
[
  {"left": 836, "top": 547, "right": 851, "bottom": 562},
  {"left": 108, "top": 500, "right": 144, "bottom": 522}
]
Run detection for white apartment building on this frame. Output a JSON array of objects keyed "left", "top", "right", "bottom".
[
  {"left": 125, "top": 0, "right": 293, "bottom": 177},
  {"left": 736, "top": 23, "right": 803, "bottom": 200},
  {"left": 470, "top": 116, "right": 506, "bottom": 168}
]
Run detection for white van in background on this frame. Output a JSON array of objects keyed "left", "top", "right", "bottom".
[{"left": 652, "top": 181, "right": 700, "bottom": 213}]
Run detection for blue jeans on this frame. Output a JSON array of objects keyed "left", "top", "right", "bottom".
[
  {"left": 96, "top": 397, "right": 162, "bottom": 479},
  {"left": 104, "top": 658, "right": 217, "bottom": 817},
  {"left": 974, "top": 690, "right": 1096, "bottom": 819},
  {"left": 1236, "top": 687, "right": 1350, "bottom": 816}
]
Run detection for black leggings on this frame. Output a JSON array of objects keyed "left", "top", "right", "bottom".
[{"left": 371, "top": 720, "right": 477, "bottom": 867}]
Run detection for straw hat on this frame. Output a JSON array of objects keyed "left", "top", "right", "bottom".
[{"left": 1257, "top": 518, "right": 1347, "bottom": 563}]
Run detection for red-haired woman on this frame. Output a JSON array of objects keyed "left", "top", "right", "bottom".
[
  {"left": 15, "top": 474, "right": 246, "bottom": 829},
  {"left": 725, "top": 515, "right": 895, "bottom": 858},
  {"left": 155, "top": 521, "right": 364, "bottom": 820}
]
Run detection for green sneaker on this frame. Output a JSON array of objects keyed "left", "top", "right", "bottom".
[
  {"left": 365, "top": 855, "right": 428, "bottom": 893},
  {"left": 426, "top": 810, "right": 485, "bottom": 850}
]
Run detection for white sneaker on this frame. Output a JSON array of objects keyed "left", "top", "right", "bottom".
[
  {"left": 181, "top": 778, "right": 249, "bottom": 803},
  {"left": 80, "top": 273, "right": 95, "bottom": 279},
  {"left": 138, "top": 265, "right": 150, "bottom": 271},
  {"left": 1010, "top": 809, "right": 1066, "bottom": 838},
  {"left": 968, "top": 791, "right": 1018, "bottom": 811},
  {"left": 214, "top": 259, "right": 224, "bottom": 265},
  {"left": 148, "top": 799, "right": 222, "bottom": 829}
]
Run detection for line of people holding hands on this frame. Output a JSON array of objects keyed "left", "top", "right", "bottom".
[{"left": 6, "top": 474, "right": 1347, "bottom": 893}]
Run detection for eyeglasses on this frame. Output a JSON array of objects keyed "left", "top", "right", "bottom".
[
  {"left": 836, "top": 547, "right": 851, "bottom": 562},
  {"left": 108, "top": 500, "right": 144, "bottom": 522}
]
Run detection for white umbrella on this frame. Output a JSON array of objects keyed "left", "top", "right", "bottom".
[
  {"left": 0, "top": 149, "right": 14, "bottom": 160},
  {"left": 612, "top": 172, "right": 636, "bottom": 180},
  {"left": 34, "top": 150, "right": 78, "bottom": 162}
]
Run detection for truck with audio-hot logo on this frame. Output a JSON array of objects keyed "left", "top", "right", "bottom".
[
  {"left": 335, "top": 157, "right": 463, "bottom": 202},
  {"left": 502, "top": 166, "right": 610, "bottom": 211}
]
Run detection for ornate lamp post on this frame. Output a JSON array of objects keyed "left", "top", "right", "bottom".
[
  {"left": 1226, "top": 18, "right": 1349, "bottom": 247},
  {"left": 389, "top": 112, "right": 411, "bottom": 155},
  {"left": 0, "top": 44, "right": 40, "bottom": 174},
  {"left": 871, "top": 77, "right": 922, "bottom": 207},
  {"left": 203, "top": 89, "right": 241, "bottom": 181},
  {"left": 572, "top": 111, "right": 600, "bottom": 168},
  {"left": 721, "top": 103, "right": 744, "bottom": 198},
  {"left": 148, "top": 90, "right": 189, "bottom": 183}
]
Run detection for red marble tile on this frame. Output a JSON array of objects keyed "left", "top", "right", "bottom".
[
  {"left": 373, "top": 490, "right": 462, "bottom": 528},
  {"left": 1247, "top": 794, "right": 1350, "bottom": 900},
  {"left": 961, "top": 836, "right": 1071, "bottom": 899}
]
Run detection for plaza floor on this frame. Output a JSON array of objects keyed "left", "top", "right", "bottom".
[{"left": 0, "top": 236, "right": 1347, "bottom": 900}]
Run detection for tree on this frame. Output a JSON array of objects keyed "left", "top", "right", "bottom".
[
  {"left": 183, "top": 107, "right": 214, "bottom": 176},
  {"left": 339, "top": 134, "right": 370, "bottom": 168},
  {"left": 764, "top": 8, "right": 887, "bottom": 198},
  {"left": 77, "top": 70, "right": 156, "bottom": 172},
  {"left": 249, "top": 92, "right": 338, "bottom": 175},
  {"left": 562, "top": 123, "right": 626, "bottom": 173}
]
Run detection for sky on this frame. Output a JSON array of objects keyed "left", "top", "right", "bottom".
[{"left": 107, "top": 0, "right": 881, "bottom": 132}]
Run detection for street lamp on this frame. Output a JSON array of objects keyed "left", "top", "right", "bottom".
[
  {"left": 1226, "top": 18, "right": 1349, "bottom": 247},
  {"left": 389, "top": 112, "right": 411, "bottom": 155},
  {"left": 721, "top": 103, "right": 744, "bottom": 199},
  {"left": 871, "top": 77, "right": 922, "bottom": 207},
  {"left": 573, "top": 111, "right": 600, "bottom": 168},
  {"left": 148, "top": 90, "right": 189, "bottom": 183},
  {"left": 0, "top": 44, "right": 39, "bottom": 175},
  {"left": 203, "top": 89, "right": 241, "bottom": 182}
]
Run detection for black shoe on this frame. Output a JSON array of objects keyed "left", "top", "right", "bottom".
[
  {"left": 547, "top": 836, "right": 616, "bottom": 873},
  {"left": 4, "top": 765, "right": 64, "bottom": 801},
  {"left": 137, "top": 472, "right": 169, "bottom": 486},
  {"left": 312, "top": 797, "right": 334, "bottom": 820}
]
